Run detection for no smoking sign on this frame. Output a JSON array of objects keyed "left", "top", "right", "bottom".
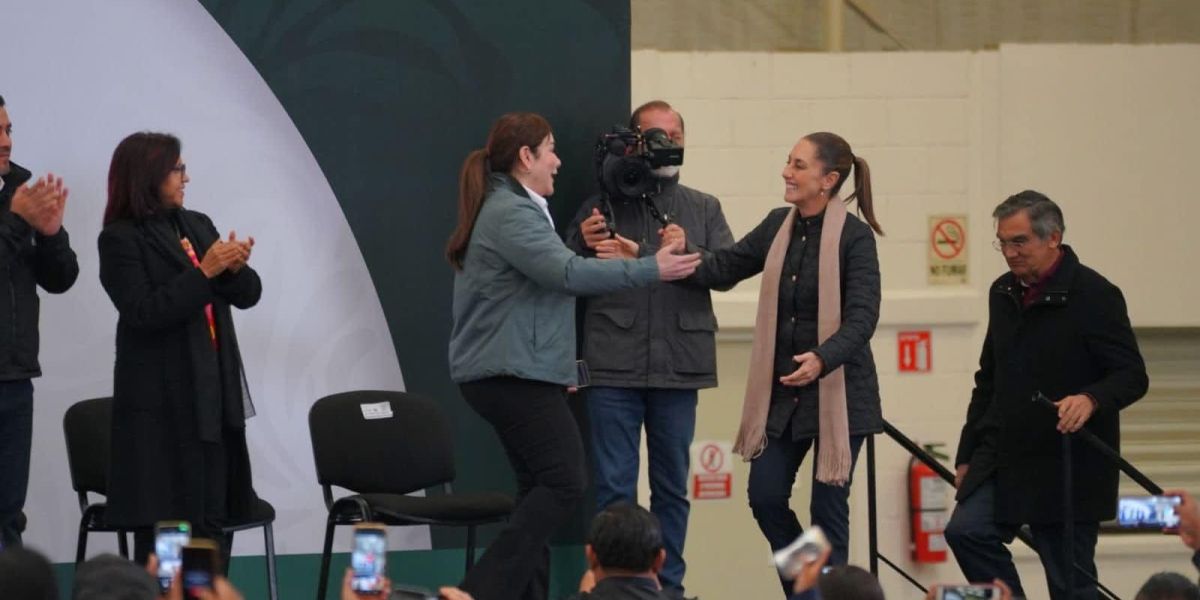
[
  {"left": 928, "top": 214, "right": 968, "bottom": 285},
  {"left": 690, "top": 440, "right": 733, "bottom": 500}
]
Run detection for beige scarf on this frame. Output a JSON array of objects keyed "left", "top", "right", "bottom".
[{"left": 732, "top": 199, "right": 851, "bottom": 486}]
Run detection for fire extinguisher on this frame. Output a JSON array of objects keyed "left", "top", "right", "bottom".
[{"left": 909, "top": 443, "right": 951, "bottom": 563}]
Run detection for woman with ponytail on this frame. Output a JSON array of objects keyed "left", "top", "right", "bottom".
[
  {"left": 446, "top": 112, "right": 701, "bottom": 600},
  {"left": 691, "top": 132, "right": 883, "bottom": 597}
]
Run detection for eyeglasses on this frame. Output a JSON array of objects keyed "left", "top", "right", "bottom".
[
  {"left": 992, "top": 237, "right": 1030, "bottom": 252},
  {"left": 171, "top": 163, "right": 187, "bottom": 175}
]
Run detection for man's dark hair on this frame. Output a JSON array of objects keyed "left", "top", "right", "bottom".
[
  {"left": 817, "top": 565, "right": 885, "bottom": 600},
  {"left": 629, "top": 99, "right": 684, "bottom": 133},
  {"left": 993, "top": 189, "right": 1065, "bottom": 240},
  {"left": 72, "top": 553, "right": 159, "bottom": 600},
  {"left": 0, "top": 94, "right": 6, "bottom": 107},
  {"left": 587, "top": 502, "right": 663, "bottom": 572},
  {"left": 0, "top": 546, "right": 59, "bottom": 600},
  {"left": 1135, "top": 572, "right": 1200, "bottom": 600}
]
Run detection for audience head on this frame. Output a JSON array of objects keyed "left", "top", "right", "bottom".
[
  {"left": 72, "top": 553, "right": 159, "bottom": 600},
  {"left": 0, "top": 546, "right": 59, "bottom": 600},
  {"left": 817, "top": 565, "right": 885, "bottom": 600},
  {"left": 447, "top": 112, "right": 555, "bottom": 270},
  {"left": 104, "top": 132, "right": 184, "bottom": 224},
  {"left": 585, "top": 502, "right": 666, "bottom": 575},
  {"left": 1135, "top": 572, "right": 1200, "bottom": 600}
]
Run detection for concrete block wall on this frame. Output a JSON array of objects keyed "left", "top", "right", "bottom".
[{"left": 630, "top": 46, "right": 1200, "bottom": 599}]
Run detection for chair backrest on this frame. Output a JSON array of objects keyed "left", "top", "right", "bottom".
[
  {"left": 63, "top": 397, "right": 114, "bottom": 495},
  {"left": 308, "top": 390, "right": 456, "bottom": 495}
]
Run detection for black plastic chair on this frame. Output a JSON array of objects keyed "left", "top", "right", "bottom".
[
  {"left": 309, "top": 390, "right": 514, "bottom": 600},
  {"left": 63, "top": 397, "right": 280, "bottom": 600},
  {"left": 63, "top": 397, "right": 129, "bottom": 564}
]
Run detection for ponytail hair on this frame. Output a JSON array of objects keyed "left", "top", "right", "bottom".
[
  {"left": 803, "top": 132, "right": 884, "bottom": 236},
  {"left": 446, "top": 112, "right": 553, "bottom": 269}
]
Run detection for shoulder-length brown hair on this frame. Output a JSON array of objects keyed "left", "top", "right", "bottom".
[
  {"left": 103, "top": 132, "right": 181, "bottom": 225},
  {"left": 445, "top": 112, "right": 552, "bottom": 270}
]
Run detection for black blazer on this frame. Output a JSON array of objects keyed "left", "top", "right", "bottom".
[
  {"left": 955, "top": 246, "right": 1148, "bottom": 524},
  {"left": 98, "top": 208, "right": 261, "bottom": 528}
]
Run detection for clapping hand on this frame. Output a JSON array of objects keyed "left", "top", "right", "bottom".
[
  {"left": 199, "top": 233, "right": 251, "bottom": 279},
  {"left": 225, "top": 230, "right": 255, "bottom": 273},
  {"left": 10, "top": 173, "right": 68, "bottom": 236}
]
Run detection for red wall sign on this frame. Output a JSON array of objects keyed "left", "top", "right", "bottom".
[{"left": 898, "top": 331, "right": 932, "bottom": 373}]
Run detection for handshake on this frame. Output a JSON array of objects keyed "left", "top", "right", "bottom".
[
  {"left": 579, "top": 208, "right": 698, "bottom": 281},
  {"left": 10, "top": 173, "right": 68, "bottom": 236}
]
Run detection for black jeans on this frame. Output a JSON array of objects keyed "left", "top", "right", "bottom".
[
  {"left": 945, "top": 478, "right": 1099, "bottom": 600},
  {"left": 459, "top": 377, "right": 587, "bottom": 600},
  {"left": 0, "top": 379, "right": 34, "bottom": 548},
  {"left": 746, "top": 426, "right": 866, "bottom": 598}
]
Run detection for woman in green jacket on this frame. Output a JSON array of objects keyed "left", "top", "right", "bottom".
[{"left": 446, "top": 112, "right": 699, "bottom": 600}]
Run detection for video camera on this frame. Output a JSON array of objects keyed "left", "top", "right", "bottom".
[{"left": 594, "top": 125, "right": 684, "bottom": 202}]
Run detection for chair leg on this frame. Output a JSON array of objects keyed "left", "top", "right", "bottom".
[
  {"left": 316, "top": 514, "right": 337, "bottom": 600},
  {"left": 263, "top": 523, "right": 279, "bottom": 600},
  {"left": 118, "top": 530, "right": 129, "bottom": 559},
  {"left": 465, "top": 525, "right": 477, "bottom": 573},
  {"left": 75, "top": 515, "right": 89, "bottom": 566}
]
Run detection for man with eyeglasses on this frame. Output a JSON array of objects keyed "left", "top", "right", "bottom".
[
  {"left": 0, "top": 93, "right": 79, "bottom": 548},
  {"left": 944, "top": 190, "right": 1147, "bottom": 599}
]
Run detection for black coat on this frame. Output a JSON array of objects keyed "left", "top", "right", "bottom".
[
  {"left": 565, "top": 179, "right": 735, "bottom": 389},
  {"left": 0, "top": 162, "right": 79, "bottom": 379},
  {"left": 955, "top": 246, "right": 1148, "bottom": 524},
  {"left": 98, "top": 209, "right": 261, "bottom": 531},
  {"left": 691, "top": 206, "right": 882, "bottom": 439}
]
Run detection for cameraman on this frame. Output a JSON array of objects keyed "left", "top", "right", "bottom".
[{"left": 566, "top": 100, "right": 733, "bottom": 599}]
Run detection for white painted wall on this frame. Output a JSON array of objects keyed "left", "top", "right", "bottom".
[{"left": 632, "top": 44, "right": 1200, "bottom": 599}]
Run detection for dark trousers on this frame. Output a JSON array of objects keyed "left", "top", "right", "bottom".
[
  {"left": 747, "top": 426, "right": 866, "bottom": 598},
  {"left": 586, "top": 386, "right": 696, "bottom": 597},
  {"left": 0, "top": 379, "right": 34, "bottom": 548},
  {"left": 459, "top": 377, "right": 587, "bottom": 600},
  {"left": 945, "top": 478, "right": 1099, "bottom": 600}
]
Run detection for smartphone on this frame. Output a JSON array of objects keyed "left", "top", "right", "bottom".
[
  {"left": 933, "top": 584, "right": 999, "bottom": 600},
  {"left": 154, "top": 520, "right": 192, "bottom": 593},
  {"left": 1117, "top": 495, "right": 1181, "bottom": 529},
  {"left": 181, "top": 539, "right": 219, "bottom": 600},
  {"left": 773, "top": 526, "right": 830, "bottom": 579},
  {"left": 351, "top": 523, "right": 388, "bottom": 594}
]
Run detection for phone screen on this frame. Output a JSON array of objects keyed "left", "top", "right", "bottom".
[
  {"left": 351, "top": 528, "right": 387, "bottom": 593},
  {"left": 155, "top": 522, "right": 191, "bottom": 592},
  {"left": 181, "top": 545, "right": 216, "bottom": 600},
  {"left": 938, "top": 585, "right": 998, "bottom": 600},
  {"left": 1117, "top": 495, "right": 1181, "bottom": 528}
]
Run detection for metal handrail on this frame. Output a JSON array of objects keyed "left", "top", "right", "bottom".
[{"left": 866, "top": 412, "right": 1165, "bottom": 600}]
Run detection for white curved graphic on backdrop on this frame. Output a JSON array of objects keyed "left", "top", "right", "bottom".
[{"left": 1, "top": 0, "right": 424, "bottom": 559}]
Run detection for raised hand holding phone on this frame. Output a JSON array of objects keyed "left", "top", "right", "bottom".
[
  {"left": 155, "top": 520, "right": 192, "bottom": 593},
  {"left": 351, "top": 523, "right": 388, "bottom": 595}
]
